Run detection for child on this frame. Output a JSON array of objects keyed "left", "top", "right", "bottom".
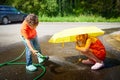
[
  {"left": 21, "top": 14, "right": 44, "bottom": 71},
  {"left": 76, "top": 34, "right": 106, "bottom": 70}
]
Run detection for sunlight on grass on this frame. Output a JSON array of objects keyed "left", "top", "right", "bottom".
[{"left": 39, "top": 15, "right": 120, "bottom": 22}]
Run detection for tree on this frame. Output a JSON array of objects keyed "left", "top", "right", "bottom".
[
  {"left": 1, "top": 0, "right": 120, "bottom": 18},
  {"left": 40, "top": 0, "right": 58, "bottom": 17}
]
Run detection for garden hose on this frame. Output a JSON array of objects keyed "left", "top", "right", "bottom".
[{"left": 0, "top": 49, "right": 46, "bottom": 80}]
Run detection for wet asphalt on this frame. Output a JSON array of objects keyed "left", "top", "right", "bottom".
[{"left": 0, "top": 23, "right": 120, "bottom": 80}]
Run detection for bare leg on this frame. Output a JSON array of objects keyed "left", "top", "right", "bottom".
[
  {"left": 81, "top": 50, "right": 102, "bottom": 63},
  {"left": 81, "top": 50, "right": 104, "bottom": 70}
]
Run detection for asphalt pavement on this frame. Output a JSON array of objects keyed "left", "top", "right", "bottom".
[{"left": 0, "top": 22, "right": 120, "bottom": 80}]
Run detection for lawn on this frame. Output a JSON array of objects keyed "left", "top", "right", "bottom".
[{"left": 39, "top": 15, "right": 120, "bottom": 22}]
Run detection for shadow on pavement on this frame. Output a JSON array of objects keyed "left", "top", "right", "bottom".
[
  {"left": 0, "top": 28, "right": 120, "bottom": 80},
  {"left": 104, "top": 57, "right": 120, "bottom": 68}
]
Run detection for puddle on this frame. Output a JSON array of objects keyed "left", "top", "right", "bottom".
[{"left": 0, "top": 28, "right": 120, "bottom": 80}]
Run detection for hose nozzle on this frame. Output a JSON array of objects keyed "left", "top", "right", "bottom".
[{"left": 36, "top": 52, "right": 49, "bottom": 61}]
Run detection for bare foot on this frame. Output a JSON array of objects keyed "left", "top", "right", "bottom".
[{"left": 82, "top": 59, "right": 95, "bottom": 65}]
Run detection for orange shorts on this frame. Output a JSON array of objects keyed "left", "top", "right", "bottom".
[
  {"left": 90, "top": 39, "right": 106, "bottom": 60},
  {"left": 91, "top": 49, "right": 106, "bottom": 60}
]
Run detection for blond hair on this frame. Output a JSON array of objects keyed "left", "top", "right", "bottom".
[{"left": 76, "top": 34, "right": 88, "bottom": 46}]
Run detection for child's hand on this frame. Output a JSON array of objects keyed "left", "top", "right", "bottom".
[
  {"left": 76, "top": 45, "right": 79, "bottom": 50},
  {"left": 76, "top": 45, "right": 88, "bottom": 52},
  {"left": 32, "top": 50, "right": 38, "bottom": 55}
]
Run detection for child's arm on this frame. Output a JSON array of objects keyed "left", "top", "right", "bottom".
[
  {"left": 25, "top": 39, "right": 38, "bottom": 55},
  {"left": 76, "top": 38, "right": 92, "bottom": 52}
]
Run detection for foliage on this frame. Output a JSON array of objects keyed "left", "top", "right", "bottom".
[
  {"left": 39, "top": 0, "right": 58, "bottom": 17},
  {"left": 39, "top": 15, "right": 120, "bottom": 22},
  {"left": 0, "top": 0, "right": 120, "bottom": 19}
]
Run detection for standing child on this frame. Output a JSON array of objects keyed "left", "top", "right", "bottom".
[
  {"left": 21, "top": 14, "right": 44, "bottom": 71},
  {"left": 76, "top": 34, "right": 106, "bottom": 70}
]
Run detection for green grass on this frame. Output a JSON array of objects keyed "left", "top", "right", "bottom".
[{"left": 39, "top": 15, "right": 120, "bottom": 22}]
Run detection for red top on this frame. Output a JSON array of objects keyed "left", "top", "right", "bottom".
[{"left": 21, "top": 20, "right": 37, "bottom": 39}]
